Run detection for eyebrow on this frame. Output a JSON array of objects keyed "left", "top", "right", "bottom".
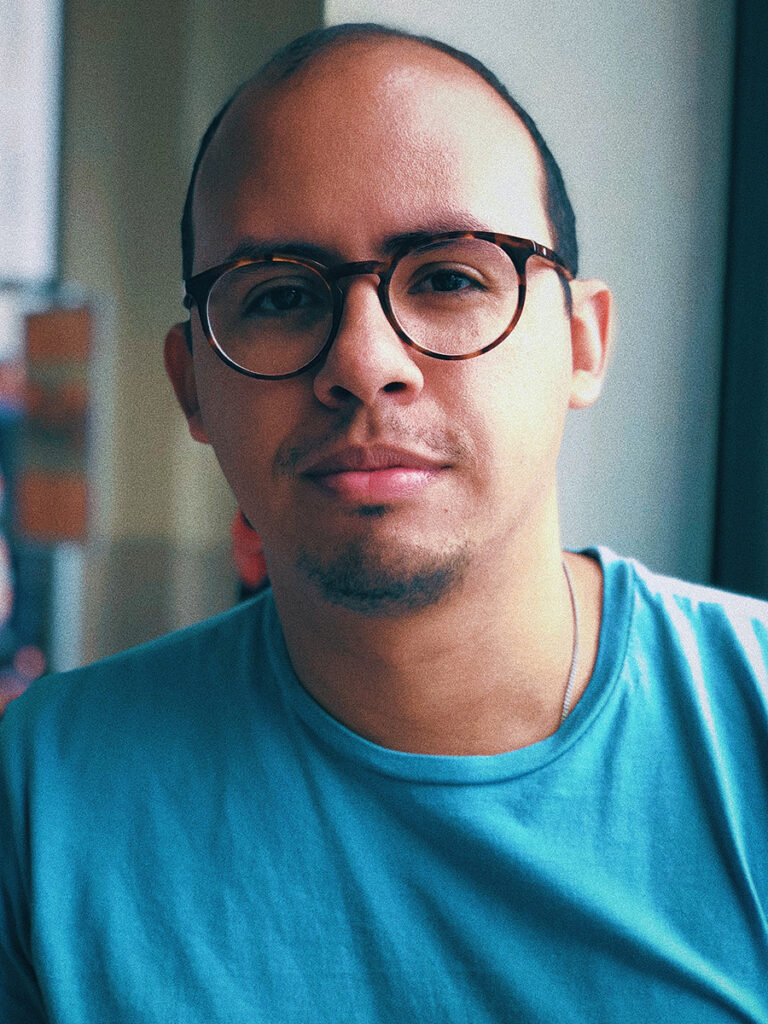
[
  {"left": 221, "top": 217, "right": 498, "bottom": 266},
  {"left": 225, "top": 238, "right": 339, "bottom": 264},
  {"left": 379, "top": 217, "right": 497, "bottom": 253}
]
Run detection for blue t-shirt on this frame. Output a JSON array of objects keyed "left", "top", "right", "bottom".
[{"left": 1, "top": 549, "right": 767, "bottom": 1022}]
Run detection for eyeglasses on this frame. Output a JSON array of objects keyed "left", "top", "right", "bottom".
[{"left": 183, "top": 231, "right": 572, "bottom": 380}]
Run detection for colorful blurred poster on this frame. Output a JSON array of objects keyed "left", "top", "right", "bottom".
[{"left": 17, "top": 305, "right": 91, "bottom": 542}]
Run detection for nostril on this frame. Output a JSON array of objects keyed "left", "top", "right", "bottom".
[
  {"left": 329, "top": 384, "right": 354, "bottom": 402},
  {"left": 383, "top": 381, "right": 407, "bottom": 393}
]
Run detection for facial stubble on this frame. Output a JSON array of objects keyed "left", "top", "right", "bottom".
[
  {"left": 275, "top": 420, "right": 476, "bottom": 614},
  {"left": 296, "top": 511, "right": 471, "bottom": 615}
]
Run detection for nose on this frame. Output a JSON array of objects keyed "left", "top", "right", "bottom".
[{"left": 312, "top": 275, "right": 424, "bottom": 410}]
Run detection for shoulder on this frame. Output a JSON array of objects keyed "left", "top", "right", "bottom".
[
  {"left": 597, "top": 546, "right": 768, "bottom": 629},
  {"left": 616, "top": 550, "right": 768, "bottom": 658},
  {"left": 0, "top": 590, "right": 277, "bottom": 758},
  {"left": 594, "top": 547, "right": 768, "bottom": 716}
]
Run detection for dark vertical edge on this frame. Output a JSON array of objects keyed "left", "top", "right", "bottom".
[{"left": 712, "top": 0, "right": 768, "bottom": 599}]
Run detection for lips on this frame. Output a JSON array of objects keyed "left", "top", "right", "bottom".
[
  {"left": 301, "top": 445, "right": 446, "bottom": 502},
  {"left": 303, "top": 445, "right": 443, "bottom": 475}
]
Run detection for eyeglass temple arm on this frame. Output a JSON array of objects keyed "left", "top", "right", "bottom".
[{"left": 529, "top": 241, "right": 574, "bottom": 280}]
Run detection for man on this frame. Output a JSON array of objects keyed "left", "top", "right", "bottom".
[{"left": 2, "top": 23, "right": 767, "bottom": 1023}]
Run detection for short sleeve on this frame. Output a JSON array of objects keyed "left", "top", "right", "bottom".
[{"left": 0, "top": 705, "right": 48, "bottom": 1023}]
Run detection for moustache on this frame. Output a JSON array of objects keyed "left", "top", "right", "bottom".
[{"left": 272, "top": 418, "right": 473, "bottom": 478}]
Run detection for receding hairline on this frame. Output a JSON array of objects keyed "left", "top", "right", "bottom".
[
  {"left": 251, "top": 31, "right": 517, "bottom": 104},
  {"left": 194, "top": 33, "right": 543, "bottom": 222},
  {"left": 181, "top": 24, "right": 578, "bottom": 285}
]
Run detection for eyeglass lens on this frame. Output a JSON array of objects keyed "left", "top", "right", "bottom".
[{"left": 206, "top": 238, "right": 521, "bottom": 376}]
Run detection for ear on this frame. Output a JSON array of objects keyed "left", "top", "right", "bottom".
[
  {"left": 567, "top": 279, "right": 614, "bottom": 409},
  {"left": 164, "top": 322, "right": 210, "bottom": 443}
]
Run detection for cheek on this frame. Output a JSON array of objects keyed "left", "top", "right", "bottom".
[
  {"left": 196, "top": 356, "right": 249, "bottom": 455},
  {"left": 194, "top": 352, "right": 304, "bottom": 497},
  {"left": 453, "top": 325, "right": 572, "bottom": 485}
]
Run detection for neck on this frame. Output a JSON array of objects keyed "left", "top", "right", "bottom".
[{"left": 269, "top": 527, "right": 602, "bottom": 756}]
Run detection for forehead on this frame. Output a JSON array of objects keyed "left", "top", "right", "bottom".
[{"left": 193, "top": 39, "right": 550, "bottom": 271}]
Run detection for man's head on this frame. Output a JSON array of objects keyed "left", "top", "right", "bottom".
[{"left": 165, "top": 24, "right": 611, "bottom": 616}]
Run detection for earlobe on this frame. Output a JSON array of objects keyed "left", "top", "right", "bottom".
[
  {"left": 568, "top": 280, "right": 614, "bottom": 409},
  {"left": 163, "top": 322, "right": 210, "bottom": 444}
]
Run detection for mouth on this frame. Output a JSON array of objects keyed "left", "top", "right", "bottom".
[{"left": 301, "top": 444, "right": 448, "bottom": 503}]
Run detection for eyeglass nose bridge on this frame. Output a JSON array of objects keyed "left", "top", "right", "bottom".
[
  {"left": 315, "top": 256, "right": 404, "bottom": 374},
  {"left": 322, "top": 258, "right": 399, "bottom": 350},
  {"left": 327, "top": 259, "right": 388, "bottom": 284}
]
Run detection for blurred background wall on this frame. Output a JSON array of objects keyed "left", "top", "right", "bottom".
[{"left": 2, "top": 0, "right": 766, "bottom": 675}]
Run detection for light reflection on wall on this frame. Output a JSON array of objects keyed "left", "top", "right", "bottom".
[{"left": 0, "top": 0, "right": 62, "bottom": 285}]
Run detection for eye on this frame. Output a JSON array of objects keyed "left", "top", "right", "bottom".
[
  {"left": 244, "top": 283, "right": 323, "bottom": 316},
  {"left": 407, "top": 265, "right": 485, "bottom": 295}
]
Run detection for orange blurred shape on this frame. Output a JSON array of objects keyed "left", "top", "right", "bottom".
[
  {"left": 24, "top": 380, "right": 88, "bottom": 429},
  {"left": 17, "top": 471, "right": 88, "bottom": 542},
  {"left": 26, "top": 307, "right": 90, "bottom": 363},
  {"left": 231, "top": 509, "right": 268, "bottom": 590}
]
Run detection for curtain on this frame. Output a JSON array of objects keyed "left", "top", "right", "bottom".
[{"left": 712, "top": 0, "right": 768, "bottom": 600}]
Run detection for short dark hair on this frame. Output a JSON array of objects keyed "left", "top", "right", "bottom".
[{"left": 181, "top": 23, "right": 578, "bottom": 288}]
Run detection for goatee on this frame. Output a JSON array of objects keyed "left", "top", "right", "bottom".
[{"left": 296, "top": 540, "right": 469, "bottom": 615}]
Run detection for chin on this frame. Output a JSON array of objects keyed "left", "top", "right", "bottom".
[{"left": 295, "top": 537, "right": 471, "bottom": 616}]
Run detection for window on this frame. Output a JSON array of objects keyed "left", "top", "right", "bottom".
[{"left": 0, "top": 0, "right": 62, "bottom": 285}]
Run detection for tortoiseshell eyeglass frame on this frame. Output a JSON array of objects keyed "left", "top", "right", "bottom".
[{"left": 182, "top": 231, "right": 574, "bottom": 381}]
